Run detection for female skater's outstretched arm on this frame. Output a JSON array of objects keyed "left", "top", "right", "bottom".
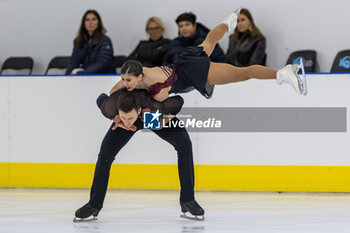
[{"left": 110, "top": 80, "right": 124, "bottom": 94}]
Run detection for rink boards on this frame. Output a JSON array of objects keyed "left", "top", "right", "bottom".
[
  {"left": 1, "top": 163, "right": 350, "bottom": 192},
  {"left": 0, "top": 74, "right": 350, "bottom": 191}
]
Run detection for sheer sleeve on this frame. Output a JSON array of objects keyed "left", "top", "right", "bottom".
[
  {"left": 151, "top": 96, "right": 184, "bottom": 115},
  {"left": 96, "top": 91, "right": 121, "bottom": 119},
  {"left": 131, "top": 90, "right": 184, "bottom": 115},
  {"left": 96, "top": 90, "right": 184, "bottom": 119}
]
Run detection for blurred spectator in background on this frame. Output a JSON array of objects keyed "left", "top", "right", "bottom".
[
  {"left": 127, "top": 17, "right": 170, "bottom": 67},
  {"left": 226, "top": 8, "right": 266, "bottom": 67},
  {"left": 162, "top": 12, "right": 226, "bottom": 65},
  {"left": 66, "top": 10, "right": 114, "bottom": 75}
]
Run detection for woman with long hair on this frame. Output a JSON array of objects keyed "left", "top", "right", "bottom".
[
  {"left": 226, "top": 8, "right": 267, "bottom": 67},
  {"left": 66, "top": 10, "right": 114, "bottom": 75}
]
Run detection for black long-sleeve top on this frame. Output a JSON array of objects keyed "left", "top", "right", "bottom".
[{"left": 96, "top": 88, "right": 184, "bottom": 119}]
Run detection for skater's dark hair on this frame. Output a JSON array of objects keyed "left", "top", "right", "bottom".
[
  {"left": 75, "top": 10, "right": 106, "bottom": 49},
  {"left": 117, "top": 92, "right": 140, "bottom": 113},
  {"left": 176, "top": 12, "right": 196, "bottom": 25},
  {"left": 233, "top": 8, "right": 261, "bottom": 43},
  {"left": 121, "top": 60, "right": 143, "bottom": 77}
]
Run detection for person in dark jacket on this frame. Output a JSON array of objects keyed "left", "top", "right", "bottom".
[
  {"left": 162, "top": 12, "right": 226, "bottom": 66},
  {"left": 127, "top": 17, "right": 170, "bottom": 67},
  {"left": 66, "top": 10, "right": 114, "bottom": 75},
  {"left": 226, "top": 8, "right": 266, "bottom": 67}
]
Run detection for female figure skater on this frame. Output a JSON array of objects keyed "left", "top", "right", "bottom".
[{"left": 110, "top": 9, "right": 307, "bottom": 101}]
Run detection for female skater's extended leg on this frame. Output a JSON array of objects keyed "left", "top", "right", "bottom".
[
  {"left": 207, "top": 62, "right": 277, "bottom": 85},
  {"left": 200, "top": 10, "right": 307, "bottom": 95},
  {"left": 199, "top": 10, "right": 239, "bottom": 57},
  {"left": 199, "top": 23, "right": 229, "bottom": 57},
  {"left": 207, "top": 61, "right": 306, "bottom": 95},
  {"left": 199, "top": 11, "right": 277, "bottom": 84}
]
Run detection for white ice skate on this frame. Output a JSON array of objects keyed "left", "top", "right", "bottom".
[
  {"left": 222, "top": 8, "right": 241, "bottom": 33},
  {"left": 180, "top": 212, "right": 205, "bottom": 221},
  {"left": 73, "top": 216, "right": 98, "bottom": 222},
  {"left": 277, "top": 58, "right": 307, "bottom": 95}
]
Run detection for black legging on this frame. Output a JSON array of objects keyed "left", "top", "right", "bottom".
[{"left": 89, "top": 117, "right": 195, "bottom": 209}]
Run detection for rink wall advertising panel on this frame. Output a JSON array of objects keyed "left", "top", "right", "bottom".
[{"left": 0, "top": 74, "right": 349, "bottom": 191}]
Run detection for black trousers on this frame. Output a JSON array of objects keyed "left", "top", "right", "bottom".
[{"left": 88, "top": 118, "right": 195, "bottom": 209}]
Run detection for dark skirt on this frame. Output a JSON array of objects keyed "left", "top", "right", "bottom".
[{"left": 170, "top": 46, "right": 214, "bottom": 99}]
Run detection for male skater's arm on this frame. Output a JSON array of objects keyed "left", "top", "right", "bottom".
[
  {"left": 97, "top": 90, "right": 184, "bottom": 130},
  {"left": 97, "top": 89, "right": 184, "bottom": 118},
  {"left": 96, "top": 89, "right": 137, "bottom": 131},
  {"left": 132, "top": 90, "right": 184, "bottom": 115},
  {"left": 150, "top": 96, "right": 184, "bottom": 115},
  {"left": 136, "top": 91, "right": 184, "bottom": 127},
  {"left": 97, "top": 89, "right": 124, "bottom": 119}
]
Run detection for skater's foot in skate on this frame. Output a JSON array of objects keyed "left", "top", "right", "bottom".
[
  {"left": 73, "top": 203, "right": 100, "bottom": 222},
  {"left": 277, "top": 59, "right": 307, "bottom": 95},
  {"left": 180, "top": 200, "right": 205, "bottom": 221},
  {"left": 222, "top": 8, "right": 241, "bottom": 33}
]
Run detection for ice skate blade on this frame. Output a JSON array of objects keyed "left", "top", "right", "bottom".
[
  {"left": 180, "top": 212, "right": 205, "bottom": 221},
  {"left": 73, "top": 216, "right": 98, "bottom": 222},
  {"left": 297, "top": 58, "right": 307, "bottom": 96}
]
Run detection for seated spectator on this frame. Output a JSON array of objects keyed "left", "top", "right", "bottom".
[
  {"left": 226, "top": 8, "right": 266, "bottom": 67},
  {"left": 66, "top": 10, "right": 114, "bottom": 75},
  {"left": 127, "top": 17, "right": 170, "bottom": 67},
  {"left": 163, "top": 12, "right": 226, "bottom": 65}
]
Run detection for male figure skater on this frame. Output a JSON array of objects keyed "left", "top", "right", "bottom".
[{"left": 74, "top": 89, "right": 204, "bottom": 221}]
